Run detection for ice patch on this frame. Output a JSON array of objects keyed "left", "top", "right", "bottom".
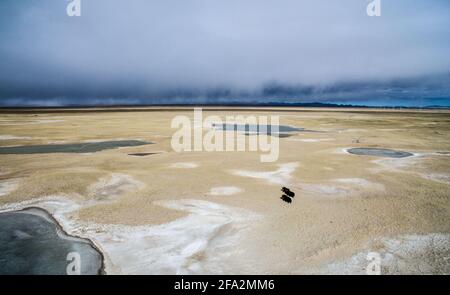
[{"left": 231, "top": 162, "right": 299, "bottom": 185}]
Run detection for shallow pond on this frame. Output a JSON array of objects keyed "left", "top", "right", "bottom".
[
  {"left": 0, "top": 140, "right": 151, "bottom": 154},
  {"left": 128, "top": 152, "right": 158, "bottom": 157},
  {"left": 213, "top": 123, "right": 303, "bottom": 137},
  {"left": 0, "top": 208, "right": 103, "bottom": 275},
  {"left": 347, "top": 148, "right": 413, "bottom": 158}
]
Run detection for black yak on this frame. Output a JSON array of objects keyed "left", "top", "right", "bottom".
[
  {"left": 280, "top": 195, "right": 292, "bottom": 203},
  {"left": 281, "top": 187, "right": 295, "bottom": 198}
]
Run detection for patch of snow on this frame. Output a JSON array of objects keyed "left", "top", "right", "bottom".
[
  {"left": 209, "top": 186, "right": 243, "bottom": 196},
  {"left": 0, "top": 180, "right": 18, "bottom": 197},
  {"left": 88, "top": 173, "right": 144, "bottom": 201},
  {"left": 231, "top": 162, "right": 299, "bottom": 185},
  {"left": 334, "top": 178, "right": 372, "bottom": 185},
  {"left": 170, "top": 162, "right": 199, "bottom": 169}
]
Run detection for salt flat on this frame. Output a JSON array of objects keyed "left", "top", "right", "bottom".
[{"left": 0, "top": 107, "right": 449, "bottom": 274}]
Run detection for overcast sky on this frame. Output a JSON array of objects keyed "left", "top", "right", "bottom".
[{"left": 1, "top": 0, "right": 449, "bottom": 106}]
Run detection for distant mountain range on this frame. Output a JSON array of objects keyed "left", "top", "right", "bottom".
[{"left": 1, "top": 102, "right": 449, "bottom": 110}]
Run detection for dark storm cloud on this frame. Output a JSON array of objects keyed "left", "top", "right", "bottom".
[{"left": 0, "top": 0, "right": 450, "bottom": 106}]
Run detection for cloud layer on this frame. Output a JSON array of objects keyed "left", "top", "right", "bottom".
[{"left": 1, "top": 0, "right": 449, "bottom": 106}]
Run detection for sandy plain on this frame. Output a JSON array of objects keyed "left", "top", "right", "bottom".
[{"left": 0, "top": 107, "right": 449, "bottom": 274}]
